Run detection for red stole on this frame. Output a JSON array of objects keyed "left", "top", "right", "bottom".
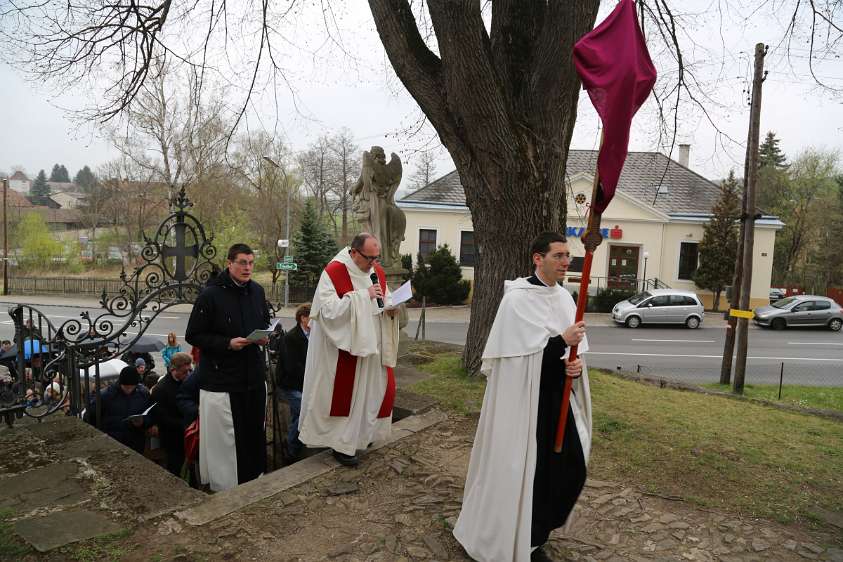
[{"left": 324, "top": 260, "right": 395, "bottom": 418}]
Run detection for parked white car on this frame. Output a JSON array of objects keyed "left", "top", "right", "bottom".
[{"left": 612, "top": 289, "right": 705, "bottom": 329}]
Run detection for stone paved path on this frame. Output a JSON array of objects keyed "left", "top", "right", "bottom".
[{"left": 144, "top": 413, "right": 841, "bottom": 562}]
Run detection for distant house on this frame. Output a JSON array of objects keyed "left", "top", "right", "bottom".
[
  {"left": 27, "top": 207, "right": 84, "bottom": 231},
  {"left": 50, "top": 191, "right": 86, "bottom": 209},
  {"left": 26, "top": 195, "right": 62, "bottom": 209},
  {"left": 8, "top": 171, "right": 31, "bottom": 194},
  {"left": 5, "top": 188, "right": 35, "bottom": 210}
]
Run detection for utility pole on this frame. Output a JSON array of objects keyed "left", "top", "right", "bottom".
[
  {"left": 720, "top": 122, "right": 752, "bottom": 384},
  {"left": 3, "top": 178, "right": 7, "bottom": 296},
  {"left": 733, "top": 43, "right": 767, "bottom": 394}
]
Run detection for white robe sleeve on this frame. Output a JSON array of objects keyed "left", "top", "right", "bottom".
[{"left": 311, "top": 270, "right": 379, "bottom": 358}]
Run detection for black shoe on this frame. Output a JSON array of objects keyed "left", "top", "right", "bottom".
[
  {"left": 531, "top": 546, "right": 554, "bottom": 562},
  {"left": 331, "top": 450, "right": 359, "bottom": 467}
]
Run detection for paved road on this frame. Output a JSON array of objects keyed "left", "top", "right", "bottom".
[
  {"left": 3, "top": 302, "right": 841, "bottom": 386},
  {"left": 404, "top": 319, "right": 843, "bottom": 386}
]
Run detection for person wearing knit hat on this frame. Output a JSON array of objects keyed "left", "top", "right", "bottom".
[
  {"left": 119, "top": 366, "right": 141, "bottom": 387},
  {"left": 83, "top": 365, "right": 151, "bottom": 454}
]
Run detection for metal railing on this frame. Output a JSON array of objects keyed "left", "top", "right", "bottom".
[{"left": 563, "top": 275, "right": 670, "bottom": 293}]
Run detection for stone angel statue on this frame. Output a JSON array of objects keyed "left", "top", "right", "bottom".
[{"left": 352, "top": 146, "right": 406, "bottom": 269}]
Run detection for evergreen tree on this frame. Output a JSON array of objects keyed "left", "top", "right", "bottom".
[
  {"left": 694, "top": 170, "right": 740, "bottom": 311},
  {"left": 74, "top": 165, "right": 97, "bottom": 191},
  {"left": 401, "top": 253, "right": 413, "bottom": 282},
  {"left": 759, "top": 131, "right": 788, "bottom": 170},
  {"left": 30, "top": 169, "right": 50, "bottom": 196},
  {"left": 290, "top": 199, "right": 338, "bottom": 289},
  {"left": 758, "top": 131, "right": 791, "bottom": 211},
  {"left": 413, "top": 244, "right": 470, "bottom": 305},
  {"left": 49, "top": 164, "right": 71, "bottom": 183}
]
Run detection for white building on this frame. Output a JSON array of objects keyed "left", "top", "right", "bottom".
[
  {"left": 8, "top": 171, "right": 31, "bottom": 193},
  {"left": 397, "top": 148, "right": 783, "bottom": 309}
]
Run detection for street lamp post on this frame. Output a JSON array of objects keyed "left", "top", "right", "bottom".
[
  {"left": 641, "top": 251, "right": 649, "bottom": 291},
  {"left": 262, "top": 156, "right": 290, "bottom": 309}
]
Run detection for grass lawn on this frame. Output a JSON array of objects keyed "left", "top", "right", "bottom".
[
  {"left": 703, "top": 383, "right": 843, "bottom": 413},
  {"left": 405, "top": 345, "right": 843, "bottom": 532}
]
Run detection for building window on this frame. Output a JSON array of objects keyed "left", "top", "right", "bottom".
[
  {"left": 678, "top": 242, "right": 699, "bottom": 280},
  {"left": 568, "top": 256, "right": 584, "bottom": 273},
  {"left": 419, "top": 229, "right": 437, "bottom": 258},
  {"left": 459, "top": 231, "right": 475, "bottom": 266}
]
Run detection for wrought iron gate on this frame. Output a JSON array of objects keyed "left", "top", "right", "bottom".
[{"left": 0, "top": 186, "right": 219, "bottom": 425}]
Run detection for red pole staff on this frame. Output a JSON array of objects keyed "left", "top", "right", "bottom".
[{"left": 554, "top": 170, "right": 603, "bottom": 453}]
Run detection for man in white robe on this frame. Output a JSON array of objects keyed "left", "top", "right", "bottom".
[
  {"left": 454, "top": 232, "right": 592, "bottom": 562},
  {"left": 298, "top": 233, "right": 400, "bottom": 466}
]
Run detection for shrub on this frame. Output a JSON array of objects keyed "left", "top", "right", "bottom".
[
  {"left": 413, "top": 245, "right": 470, "bottom": 305},
  {"left": 401, "top": 254, "right": 413, "bottom": 282}
]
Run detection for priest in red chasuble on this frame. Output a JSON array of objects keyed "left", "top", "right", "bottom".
[{"left": 298, "top": 233, "right": 399, "bottom": 466}]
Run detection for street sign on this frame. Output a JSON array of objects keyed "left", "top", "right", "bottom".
[
  {"left": 277, "top": 239, "right": 289, "bottom": 248},
  {"left": 283, "top": 255, "right": 294, "bottom": 263},
  {"left": 276, "top": 262, "right": 298, "bottom": 271}
]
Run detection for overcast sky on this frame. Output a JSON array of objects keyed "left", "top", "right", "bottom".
[{"left": 1, "top": 1, "right": 841, "bottom": 189}]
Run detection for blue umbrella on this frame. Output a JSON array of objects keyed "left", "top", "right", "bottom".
[{"left": 23, "top": 339, "right": 44, "bottom": 360}]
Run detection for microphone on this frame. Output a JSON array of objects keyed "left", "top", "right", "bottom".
[{"left": 370, "top": 272, "right": 384, "bottom": 308}]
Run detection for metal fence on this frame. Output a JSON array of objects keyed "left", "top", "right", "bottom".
[
  {"left": 605, "top": 361, "right": 842, "bottom": 387},
  {"left": 8, "top": 275, "right": 319, "bottom": 306},
  {"left": 8, "top": 276, "right": 127, "bottom": 296}
]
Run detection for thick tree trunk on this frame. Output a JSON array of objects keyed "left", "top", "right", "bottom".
[
  {"left": 368, "top": 0, "right": 599, "bottom": 373},
  {"left": 459, "top": 161, "right": 569, "bottom": 372}
]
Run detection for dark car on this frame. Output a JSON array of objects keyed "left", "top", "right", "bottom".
[
  {"left": 754, "top": 295, "right": 843, "bottom": 331},
  {"left": 769, "top": 288, "right": 786, "bottom": 303}
]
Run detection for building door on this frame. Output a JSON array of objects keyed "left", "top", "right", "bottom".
[{"left": 608, "top": 245, "right": 640, "bottom": 290}]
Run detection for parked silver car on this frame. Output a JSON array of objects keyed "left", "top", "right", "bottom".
[
  {"left": 612, "top": 289, "right": 705, "bottom": 329},
  {"left": 753, "top": 295, "right": 843, "bottom": 331}
]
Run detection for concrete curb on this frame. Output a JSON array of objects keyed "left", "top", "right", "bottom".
[{"left": 174, "top": 408, "right": 448, "bottom": 526}]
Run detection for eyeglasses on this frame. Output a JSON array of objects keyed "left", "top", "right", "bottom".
[
  {"left": 232, "top": 259, "right": 255, "bottom": 267},
  {"left": 355, "top": 250, "right": 380, "bottom": 263}
]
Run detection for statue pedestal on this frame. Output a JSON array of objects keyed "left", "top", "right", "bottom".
[{"left": 384, "top": 266, "right": 410, "bottom": 330}]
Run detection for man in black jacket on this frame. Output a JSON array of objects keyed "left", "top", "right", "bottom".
[
  {"left": 185, "top": 243, "right": 271, "bottom": 492},
  {"left": 150, "top": 352, "right": 193, "bottom": 476},
  {"left": 279, "top": 302, "right": 310, "bottom": 458},
  {"left": 83, "top": 366, "right": 151, "bottom": 454}
]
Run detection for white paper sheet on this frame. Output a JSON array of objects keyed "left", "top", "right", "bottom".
[{"left": 386, "top": 280, "right": 413, "bottom": 309}]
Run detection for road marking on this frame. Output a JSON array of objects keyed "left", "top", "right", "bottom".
[
  {"left": 631, "top": 339, "right": 715, "bottom": 343},
  {"left": 585, "top": 351, "right": 843, "bottom": 362},
  {"left": 787, "top": 342, "right": 843, "bottom": 346}
]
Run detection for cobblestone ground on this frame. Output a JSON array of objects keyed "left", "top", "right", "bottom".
[{"left": 145, "top": 413, "right": 841, "bottom": 562}]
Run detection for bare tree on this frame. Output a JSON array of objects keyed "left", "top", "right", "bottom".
[
  {"left": 98, "top": 158, "right": 169, "bottom": 246},
  {"left": 229, "top": 132, "right": 300, "bottom": 296},
  {"left": 298, "top": 136, "right": 337, "bottom": 220},
  {"left": 108, "top": 58, "right": 229, "bottom": 197},
  {"left": 327, "top": 129, "right": 360, "bottom": 245},
  {"left": 408, "top": 150, "right": 438, "bottom": 192}
]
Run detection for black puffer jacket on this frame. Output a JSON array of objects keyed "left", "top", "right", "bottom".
[
  {"left": 83, "top": 383, "right": 151, "bottom": 454},
  {"left": 185, "top": 269, "right": 270, "bottom": 393}
]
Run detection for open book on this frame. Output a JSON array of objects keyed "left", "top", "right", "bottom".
[
  {"left": 124, "top": 402, "right": 156, "bottom": 424},
  {"left": 246, "top": 318, "right": 281, "bottom": 342}
]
